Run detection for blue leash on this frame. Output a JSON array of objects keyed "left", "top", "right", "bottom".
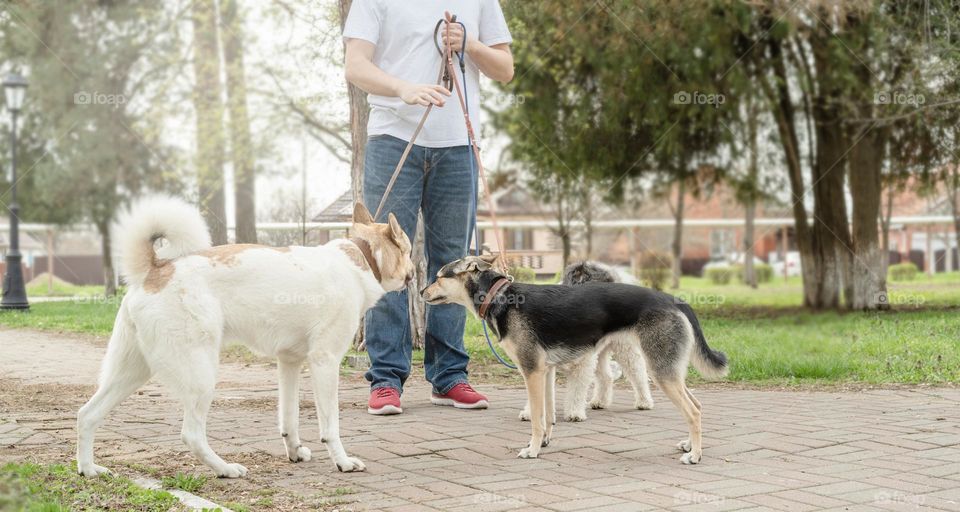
[{"left": 445, "top": 18, "right": 517, "bottom": 370}]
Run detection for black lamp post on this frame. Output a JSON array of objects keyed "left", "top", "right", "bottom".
[{"left": 1, "top": 72, "right": 29, "bottom": 310}]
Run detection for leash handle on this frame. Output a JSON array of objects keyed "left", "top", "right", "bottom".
[
  {"left": 442, "top": 23, "right": 508, "bottom": 274},
  {"left": 373, "top": 33, "right": 450, "bottom": 221}
]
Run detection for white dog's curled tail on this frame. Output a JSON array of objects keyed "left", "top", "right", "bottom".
[{"left": 115, "top": 195, "right": 211, "bottom": 287}]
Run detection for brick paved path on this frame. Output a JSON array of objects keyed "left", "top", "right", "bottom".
[{"left": 1, "top": 328, "right": 959, "bottom": 511}]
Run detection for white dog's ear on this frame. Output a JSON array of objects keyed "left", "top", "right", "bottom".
[
  {"left": 387, "top": 212, "right": 404, "bottom": 242},
  {"left": 353, "top": 202, "right": 374, "bottom": 225}
]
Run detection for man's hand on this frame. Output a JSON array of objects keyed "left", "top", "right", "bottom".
[
  {"left": 441, "top": 16, "right": 471, "bottom": 52},
  {"left": 398, "top": 82, "right": 451, "bottom": 107}
]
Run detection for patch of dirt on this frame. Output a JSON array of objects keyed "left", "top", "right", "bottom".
[
  {"left": 0, "top": 379, "right": 93, "bottom": 415},
  {"left": 119, "top": 450, "right": 358, "bottom": 512}
]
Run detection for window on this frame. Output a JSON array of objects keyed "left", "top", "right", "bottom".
[
  {"left": 710, "top": 230, "right": 733, "bottom": 259},
  {"left": 506, "top": 228, "right": 533, "bottom": 251}
]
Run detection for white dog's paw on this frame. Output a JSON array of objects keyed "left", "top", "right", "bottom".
[
  {"left": 680, "top": 451, "right": 701, "bottom": 465},
  {"left": 78, "top": 463, "right": 112, "bottom": 477},
  {"left": 289, "top": 445, "right": 311, "bottom": 463},
  {"left": 676, "top": 439, "right": 692, "bottom": 452},
  {"left": 564, "top": 410, "right": 587, "bottom": 422},
  {"left": 217, "top": 463, "right": 248, "bottom": 478},
  {"left": 518, "top": 407, "right": 530, "bottom": 421},
  {"left": 517, "top": 447, "right": 539, "bottom": 459},
  {"left": 635, "top": 398, "right": 654, "bottom": 410},
  {"left": 335, "top": 457, "right": 366, "bottom": 472},
  {"left": 589, "top": 399, "right": 609, "bottom": 410}
]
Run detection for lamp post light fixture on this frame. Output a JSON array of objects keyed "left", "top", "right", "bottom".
[{"left": 1, "top": 72, "right": 29, "bottom": 310}]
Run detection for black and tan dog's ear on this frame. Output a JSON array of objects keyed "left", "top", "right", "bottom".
[
  {"left": 387, "top": 212, "right": 404, "bottom": 242},
  {"left": 353, "top": 202, "right": 374, "bottom": 225},
  {"left": 479, "top": 253, "right": 499, "bottom": 265},
  {"left": 466, "top": 257, "right": 494, "bottom": 272}
]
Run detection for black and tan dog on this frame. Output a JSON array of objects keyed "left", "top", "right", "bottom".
[{"left": 421, "top": 254, "right": 728, "bottom": 463}]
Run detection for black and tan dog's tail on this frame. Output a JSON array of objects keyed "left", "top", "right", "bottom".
[{"left": 676, "top": 302, "right": 729, "bottom": 379}]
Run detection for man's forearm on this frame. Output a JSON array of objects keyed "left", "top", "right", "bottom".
[
  {"left": 466, "top": 42, "right": 513, "bottom": 83},
  {"left": 345, "top": 55, "right": 404, "bottom": 97}
]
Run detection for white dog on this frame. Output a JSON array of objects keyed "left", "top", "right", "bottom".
[{"left": 76, "top": 197, "right": 413, "bottom": 477}]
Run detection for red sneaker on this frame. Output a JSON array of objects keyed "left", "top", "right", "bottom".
[
  {"left": 431, "top": 383, "right": 489, "bottom": 409},
  {"left": 367, "top": 387, "right": 402, "bottom": 415}
]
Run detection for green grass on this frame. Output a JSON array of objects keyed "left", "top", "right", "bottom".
[
  {"left": 160, "top": 472, "right": 207, "bottom": 493},
  {"left": 25, "top": 281, "right": 104, "bottom": 298},
  {"left": 0, "top": 299, "right": 120, "bottom": 336},
  {"left": 2, "top": 274, "right": 957, "bottom": 386},
  {"left": 702, "top": 309, "right": 960, "bottom": 384},
  {"left": 0, "top": 462, "right": 178, "bottom": 512}
]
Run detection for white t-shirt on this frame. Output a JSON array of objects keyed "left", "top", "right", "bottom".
[{"left": 343, "top": 0, "right": 512, "bottom": 148}]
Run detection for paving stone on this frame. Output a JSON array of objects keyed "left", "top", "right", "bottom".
[{"left": 4, "top": 329, "right": 960, "bottom": 511}]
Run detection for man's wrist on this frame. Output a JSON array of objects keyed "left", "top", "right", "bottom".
[
  {"left": 390, "top": 79, "right": 408, "bottom": 98},
  {"left": 465, "top": 39, "right": 482, "bottom": 57}
]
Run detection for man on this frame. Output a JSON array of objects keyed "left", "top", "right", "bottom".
[{"left": 343, "top": 1, "right": 514, "bottom": 415}]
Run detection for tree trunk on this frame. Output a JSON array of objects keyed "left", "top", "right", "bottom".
[
  {"left": 950, "top": 164, "right": 960, "bottom": 270},
  {"left": 744, "top": 200, "right": 756, "bottom": 288},
  {"left": 339, "top": 0, "right": 373, "bottom": 349},
  {"left": 743, "top": 97, "right": 759, "bottom": 289},
  {"left": 556, "top": 188, "right": 572, "bottom": 269},
  {"left": 848, "top": 122, "right": 889, "bottom": 309},
  {"left": 408, "top": 213, "right": 427, "bottom": 350},
  {"left": 583, "top": 186, "right": 593, "bottom": 259},
  {"left": 221, "top": 0, "right": 257, "bottom": 244},
  {"left": 192, "top": 0, "right": 228, "bottom": 245},
  {"left": 810, "top": 37, "right": 852, "bottom": 310},
  {"left": 339, "top": 0, "right": 369, "bottom": 207},
  {"left": 880, "top": 180, "right": 894, "bottom": 279},
  {"left": 762, "top": 38, "right": 817, "bottom": 307},
  {"left": 671, "top": 178, "right": 685, "bottom": 289},
  {"left": 98, "top": 221, "right": 116, "bottom": 297}
]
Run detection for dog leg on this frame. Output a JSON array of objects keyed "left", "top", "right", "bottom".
[
  {"left": 589, "top": 349, "right": 614, "bottom": 410},
  {"left": 518, "top": 367, "right": 547, "bottom": 459},
  {"left": 308, "top": 350, "right": 365, "bottom": 472},
  {"left": 278, "top": 357, "right": 311, "bottom": 463},
  {"left": 518, "top": 402, "right": 531, "bottom": 422},
  {"left": 619, "top": 344, "right": 654, "bottom": 410},
  {"left": 77, "top": 314, "right": 150, "bottom": 477},
  {"left": 544, "top": 366, "right": 556, "bottom": 443},
  {"left": 167, "top": 351, "right": 248, "bottom": 478},
  {"left": 564, "top": 354, "right": 595, "bottom": 421},
  {"left": 657, "top": 378, "right": 703, "bottom": 464}
]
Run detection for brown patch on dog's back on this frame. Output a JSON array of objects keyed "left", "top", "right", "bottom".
[
  {"left": 143, "top": 244, "right": 291, "bottom": 293},
  {"left": 197, "top": 244, "right": 290, "bottom": 267},
  {"left": 144, "top": 261, "right": 175, "bottom": 294},
  {"left": 338, "top": 243, "right": 370, "bottom": 271}
]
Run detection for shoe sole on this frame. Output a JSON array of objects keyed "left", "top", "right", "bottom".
[
  {"left": 430, "top": 397, "right": 489, "bottom": 409},
  {"left": 367, "top": 404, "right": 402, "bottom": 415}
]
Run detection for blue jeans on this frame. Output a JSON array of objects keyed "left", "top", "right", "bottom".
[{"left": 363, "top": 134, "right": 474, "bottom": 395}]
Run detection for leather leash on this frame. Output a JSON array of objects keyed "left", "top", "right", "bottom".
[{"left": 371, "top": 15, "right": 507, "bottom": 273}]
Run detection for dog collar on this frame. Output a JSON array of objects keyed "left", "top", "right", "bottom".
[
  {"left": 478, "top": 277, "right": 511, "bottom": 318},
  {"left": 349, "top": 238, "right": 382, "bottom": 282}
]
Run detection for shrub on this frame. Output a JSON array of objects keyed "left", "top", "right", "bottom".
[
  {"left": 639, "top": 251, "right": 672, "bottom": 290},
  {"left": 889, "top": 262, "right": 919, "bottom": 281},
  {"left": 509, "top": 266, "right": 537, "bottom": 283},
  {"left": 705, "top": 266, "right": 734, "bottom": 285},
  {"left": 734, "top": 263, "right": 773, "bottom": 284}
]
